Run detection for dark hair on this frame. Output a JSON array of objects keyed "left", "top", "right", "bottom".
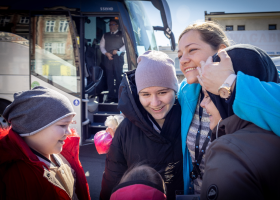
[
  {"left": 109, "top": 19, "right": 119, "bottom": 25},
  {"left": 179, "top": 21, "right": 230, "bottom": 51},
  {"left": 119, "top": 164, "right": 166, "bottom": 193}
]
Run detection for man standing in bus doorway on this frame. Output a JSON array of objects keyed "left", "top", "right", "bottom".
[{"left": 100, "top": 19, "right": 125, "bottom": 103}]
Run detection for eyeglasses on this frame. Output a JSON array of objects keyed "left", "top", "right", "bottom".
[{"left": 109, "top": 24, "right": 117, "bottom": 26}]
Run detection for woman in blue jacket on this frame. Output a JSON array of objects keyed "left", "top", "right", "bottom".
[{"left": 177, "top": 21, "right": 280, "bottom": 195}]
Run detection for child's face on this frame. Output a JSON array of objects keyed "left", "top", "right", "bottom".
[{"left": 24, "top": 115, "right": 74, "bottom": 158}]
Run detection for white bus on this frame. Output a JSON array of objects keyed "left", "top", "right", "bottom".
[{"left": 0, "top": 0, "right": 176, "bottom": 145}]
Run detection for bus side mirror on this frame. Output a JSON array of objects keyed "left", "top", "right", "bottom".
[
  {"left": 151, "top": 0, "right": 175, "bottom": 51},
  {"left": 153, "top": 26, "right": 176, "bottom": 51}
]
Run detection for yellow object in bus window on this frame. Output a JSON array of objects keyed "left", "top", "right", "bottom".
[
  {"left": 60, "top": 65, "right": 71, "bottom": 76},
  {"left": 42, "top": 64, "right": 49, "bottom": 76}
]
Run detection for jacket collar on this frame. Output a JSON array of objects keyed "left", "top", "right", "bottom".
[{"left": 211, "top": 115, "right": 252, "bottom": 141}]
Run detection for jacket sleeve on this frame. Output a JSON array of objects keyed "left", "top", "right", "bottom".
[
  {"left": 2, "top": 161, "right": 59, "bottom": 200},
  {"left": 233, "top": 71, "right": 280, "bottom": 137},
  {"left": 100, "top": 122, "right": 128, "bottom": 200},
  {"left": 200, "top": 137, "right": 264, "bottom": 200}
]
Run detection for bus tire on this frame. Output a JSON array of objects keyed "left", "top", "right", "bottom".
[{"left": 0, "top": 99, "right": 11, "bottom": 129}]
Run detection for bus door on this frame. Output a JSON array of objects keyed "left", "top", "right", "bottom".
[
  {"left": 81, "top": 14, "right": 135, "bottom": 95},
  {"left": 79, "top": 13, "right": 136, "bottom": 142},
  {"left": 29, "top": 10, "right": 85, "bottom": 142}
]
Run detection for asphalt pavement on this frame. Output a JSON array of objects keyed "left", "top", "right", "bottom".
[{"left": 79, "top": 143, "right": 106, "bottom": 200}]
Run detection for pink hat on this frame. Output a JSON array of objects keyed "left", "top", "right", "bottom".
[
  {"left": 110, "top": 181, "right": 166, "bottom": 200},
  {"left": 135, "top": 51, "right": 178, "bottom": 93}
]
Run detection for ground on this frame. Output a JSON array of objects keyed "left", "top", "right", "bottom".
[{"left": 80, "top": 144, "right": 106, "bottom": 200}]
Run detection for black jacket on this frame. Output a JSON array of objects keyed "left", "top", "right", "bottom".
[
  {"left": 100, "top": 70, "right": 183, "bottom": 200},
  {"left": 201, "top": 115, "right": 280, "bottom": 200}
]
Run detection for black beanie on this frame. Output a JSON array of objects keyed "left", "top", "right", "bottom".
[{"left": 208, "top": 44, "right": 280, "bottom": 119}]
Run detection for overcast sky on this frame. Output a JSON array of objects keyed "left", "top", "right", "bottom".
[{"left": 142, "top": 0, "right": 280, "bottom": 47}]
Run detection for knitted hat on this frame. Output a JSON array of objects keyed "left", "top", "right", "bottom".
[
  {"left": 135, "top": 51, "right": 178, "bottom": 93},
  {"left": 3, "top": 86, "right": 76, "bottom": 137},
  {"left": 111, "top": 180, "right": 166, "bottom": 200}
]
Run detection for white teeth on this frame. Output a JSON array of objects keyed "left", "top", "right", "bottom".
[
  {"left": 153, "top": 107, "right": 163, "bottom": 111},
  {"left": 185, "top": 67, "right": 196, "bottom": 73}
]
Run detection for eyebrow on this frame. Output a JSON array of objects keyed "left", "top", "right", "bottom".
[
  {"left": 139, "top": 89, "right": 170, "bottom": 94},
  {"left": 177, "top": 43, "right": 197, "bottom": 53}
]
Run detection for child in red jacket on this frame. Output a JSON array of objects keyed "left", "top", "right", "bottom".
[{"left": 0, "top": 86, "right": 90, "bottom": 200}]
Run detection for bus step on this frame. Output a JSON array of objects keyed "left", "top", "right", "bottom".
[
  {"left": 98, "top": 103, "right": 119, "bottom": 112},
  {"left": 85, "top": 134, "right": 95, "bottom": 143},
  {"left": 93, "top": 111, "right": 120, "bottom": 123},
  {"left": 89, "top": 122, "right": 106, "bottom": 128}
]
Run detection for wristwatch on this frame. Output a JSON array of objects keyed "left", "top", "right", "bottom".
[{"left": 218, "top": 74, "right": 237, "bottom": 99}]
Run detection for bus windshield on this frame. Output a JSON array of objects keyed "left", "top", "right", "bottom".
[{"left": 125, "top": 0, "right": 158, "bottom": 56}]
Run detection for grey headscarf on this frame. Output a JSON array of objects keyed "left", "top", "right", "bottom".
[{"left": 3, "top": 86, "right": 76, "bottom": 137}]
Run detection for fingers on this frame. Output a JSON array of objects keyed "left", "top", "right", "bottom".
[
  {"left": 206, "top": 56, "right": 213, "bottom": 65},
  {"left": 218, "top": 50, "right": 235, "bottom": 72},
  {"left": 217, "top": 49, "right": 229, "bottom": 60},
  {"left": 200, "top": 56, "right": 212, "bottom": 73},
  {"left": 197, "top": 75, "right": 205, "bottom": 88},
  {"left": 197, "top": 66, "right": 202, "bottom": 77}
]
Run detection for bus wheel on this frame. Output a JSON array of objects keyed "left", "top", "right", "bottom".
[{"left": 0, "top": 100, "right": 11, "bottom": 129}]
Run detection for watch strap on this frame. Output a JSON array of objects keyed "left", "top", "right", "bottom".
[{"left": 224, "top": 74, "right": 237, "bottom": 87}]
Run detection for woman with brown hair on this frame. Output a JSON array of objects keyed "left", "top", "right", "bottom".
[{"left": 177, "top": 21, "right": 230, "bottom": 195}]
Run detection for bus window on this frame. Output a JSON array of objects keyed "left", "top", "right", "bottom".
[
  {"left": 0, "top": 12, "right": 30, "bottom": 97},
  {"left": 125, "top": 1, "right": 158, "bottom": 55},
  {"left": 30, "top": 15, "right": 80, "bottom": 95}
]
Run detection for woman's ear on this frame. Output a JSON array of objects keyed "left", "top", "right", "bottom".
[{"left": 219, "top": 44, "right": 227, "bottom": 50}]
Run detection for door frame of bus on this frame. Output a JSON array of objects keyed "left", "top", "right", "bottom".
[
  {"left": 79, "top": 12, "right": 135, "bottom": 143},
  {"left": 29, "top": 10, "right": 87, "bottom": 142}
]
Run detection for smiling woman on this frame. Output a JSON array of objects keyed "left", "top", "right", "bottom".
[
  {"left": 177, "top": 21, "right": 230, "bottom": 195},
  {"left": 0, "top": 86, "right": 90, "bottom": 200},
  {"left": 177, "top": 21, "right": 229, "bottom": 84},
  {"left": 100, "top": 51, "right": 183, "bottom": 200}
]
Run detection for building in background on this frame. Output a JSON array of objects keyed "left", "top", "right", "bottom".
[
  {"left": 0, "top": 13, "right": 30, "bottom": 39},
  {"left": 205, "top": 11, "right": 280, "bottom": 57}
]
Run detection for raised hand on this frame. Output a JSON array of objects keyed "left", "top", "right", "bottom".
[{"left": 197, "top": 50, "right": 235, "bottom": 95}]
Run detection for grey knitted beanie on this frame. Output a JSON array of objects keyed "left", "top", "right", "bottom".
[
  {"left": 135, "top": 51, "right": 178, "bottom": 93},
  {"left": 3, "top": 86, "right": 76, "bottom": 137}
]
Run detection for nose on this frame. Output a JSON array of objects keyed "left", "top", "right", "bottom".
[
  {"left": 150, "top": 95, "right": 161, "bottom": 107},
  {"left": 180, "top": 53, "right": 191, "bottom": 66},
  {"left": 65, "top": 127, "right": 72, "bottom": 136},
  {"left": 200, "top": 98, "right": 206, "bottom": 109}
]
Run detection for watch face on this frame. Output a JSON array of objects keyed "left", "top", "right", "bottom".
[{"left": 220, "top": 88, "right": 229, "bottom": 98}]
